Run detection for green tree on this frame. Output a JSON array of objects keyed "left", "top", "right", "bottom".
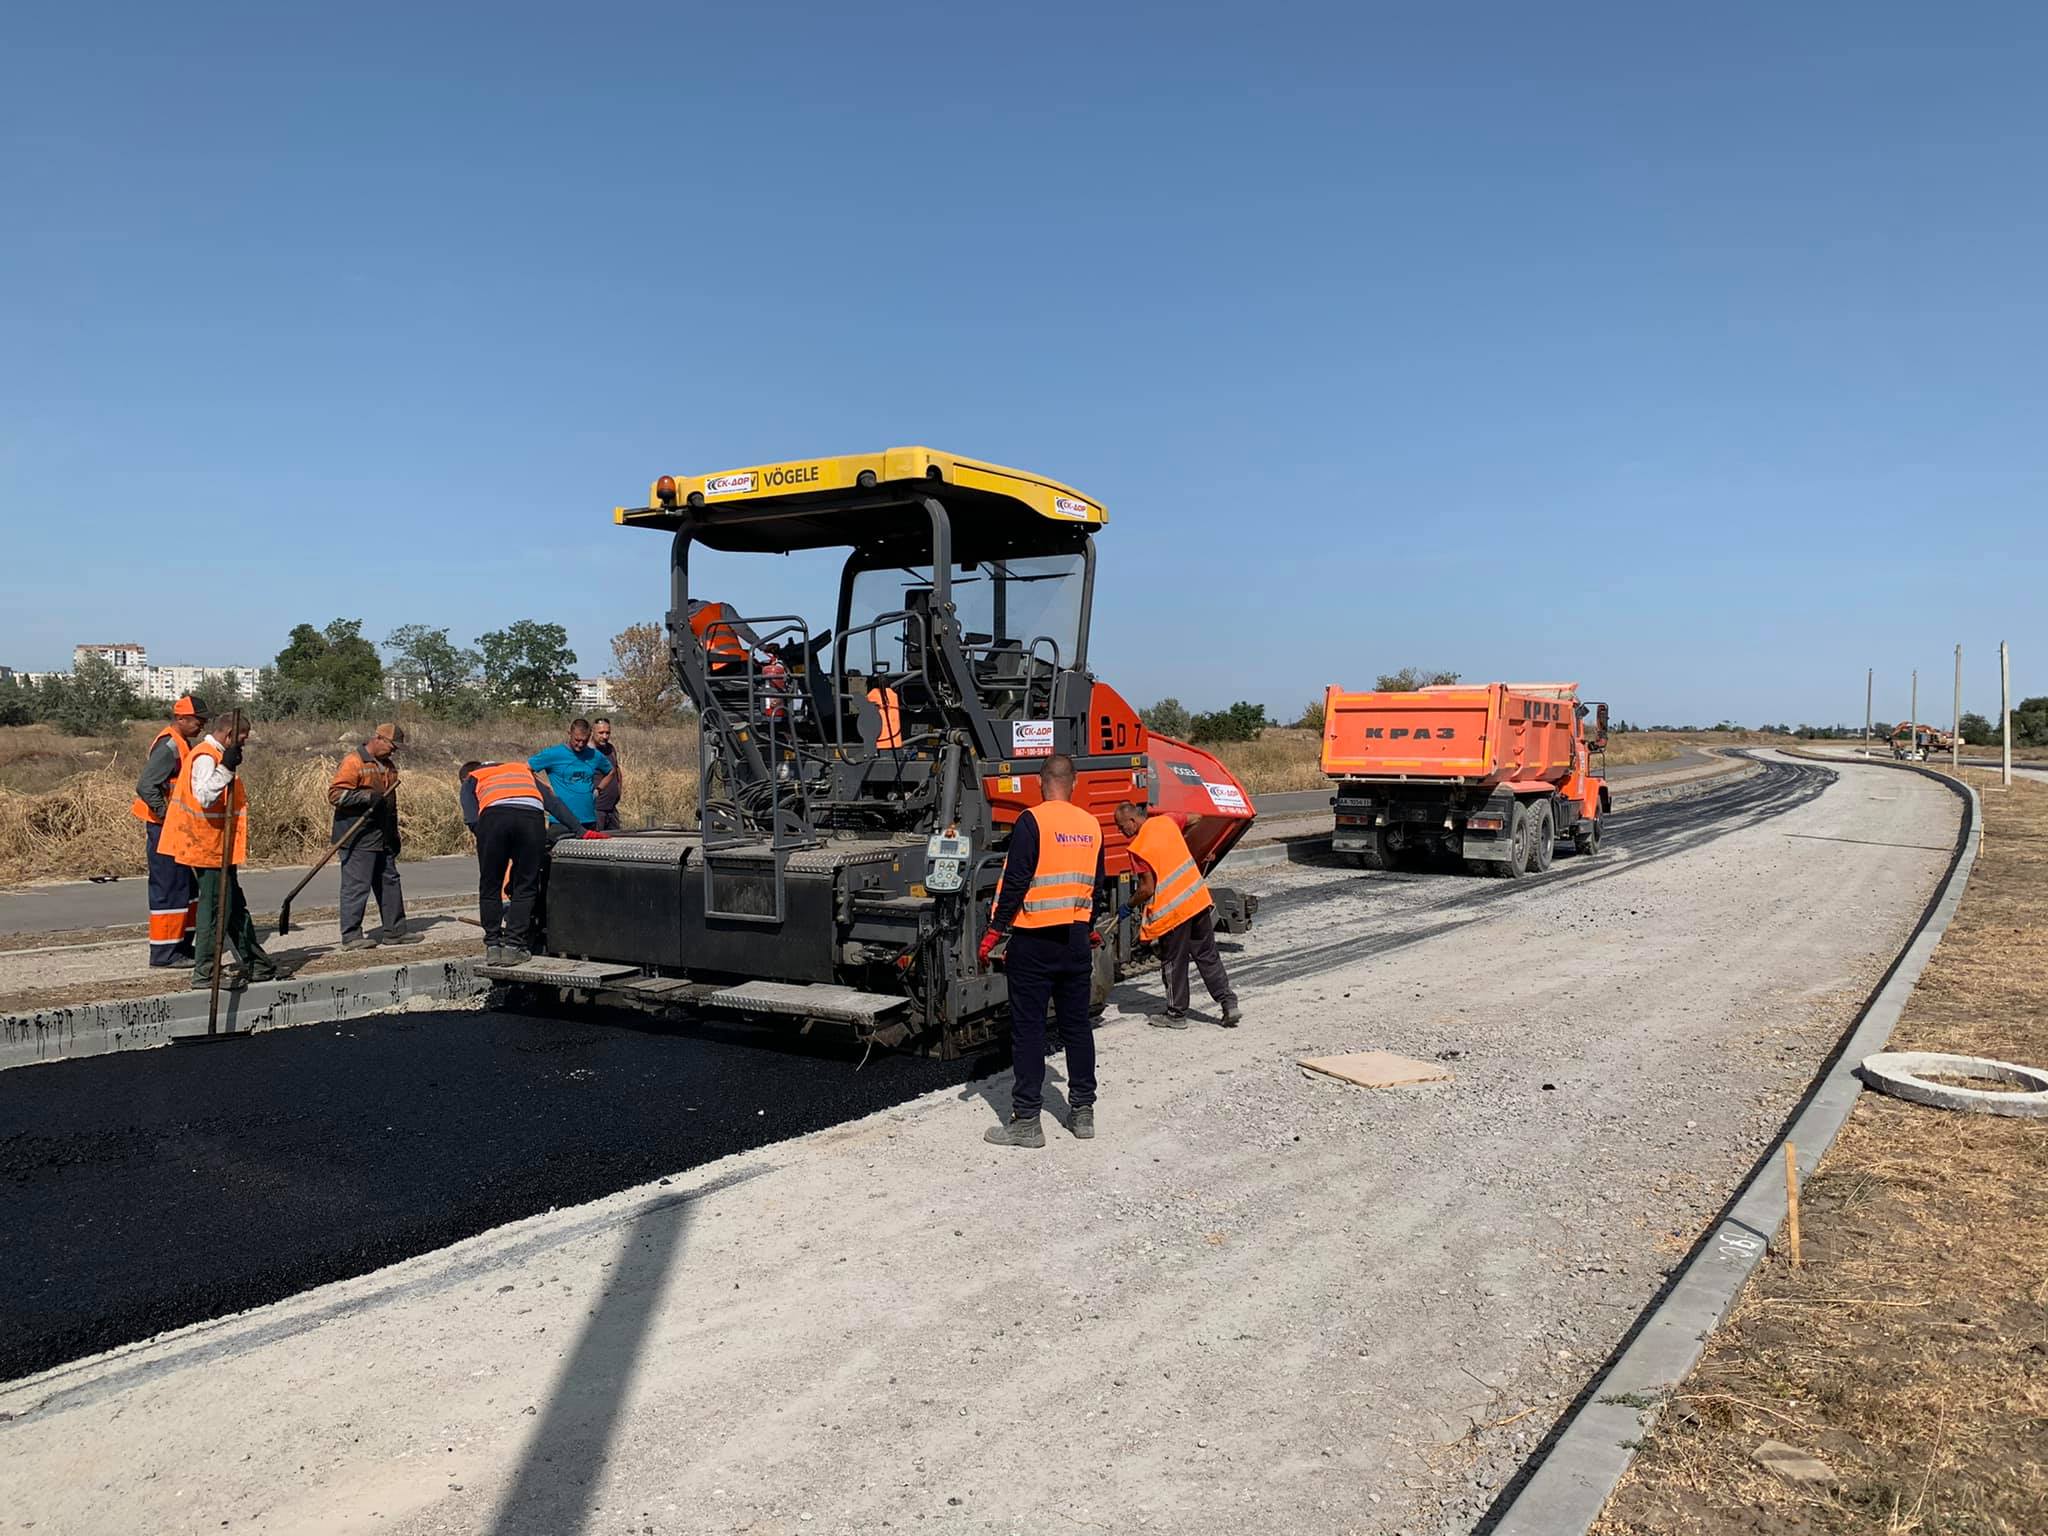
[
  {"left": 0, "top": 676, "right": 35, "bottom": 726},
  {"left": 53, "top": 654, "right": 144, "bottom": 736},
  {"left": 1141, "top": 697, "right": 1191, "bottom": 738},
  {"left": 1375, "top": 667, "right": 1461, "bottom": 691},
  {"left": 270, "top": 619, "right": 386, "bottom": 717},
  {"left": 197, "top": 670, "right": 245, "bottom": 710},
  {"left": 2014, "top": 696, "right": 2048, "bottom": 749},
  {"left": 1958, "top": 711, "right": 1993, "bottom": 747},
  {"left": 385, "top": 624, "right": 482, "bottom": 717},
  {"left": 1294, "top": 699, "right": 1326, "bottom": 731},
  {"left": 1190, "top": 700, "right": 1268, "bottom": 744},
  {"left": 479, "top": 620, "right": 577, "bottom": 713}
]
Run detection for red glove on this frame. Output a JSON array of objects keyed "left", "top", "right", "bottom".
[
  {"left": 1089, "top": 927, "right": 1103, "bottom": 949},
  {"left": 580, "top": 830, "right": 609, "bottom": 839},
  {"left": 977, "top": 929, "right": 1002, "bottom": 965}
]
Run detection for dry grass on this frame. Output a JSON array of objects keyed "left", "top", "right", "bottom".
[
  {"left": 1597, "top": 767, "right": 2048, "bottom": 1536},
  {"left": 0, "top": 719, "right": 701, "bottom": 884}
]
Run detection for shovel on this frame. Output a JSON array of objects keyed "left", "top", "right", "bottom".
[{"left": 275, "top": 784, "right": 391, "bottom": 936}]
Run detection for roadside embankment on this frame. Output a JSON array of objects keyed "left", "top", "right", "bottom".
[{"left": 1595, "top": 764, "right": 2048, "bottom": 1536}]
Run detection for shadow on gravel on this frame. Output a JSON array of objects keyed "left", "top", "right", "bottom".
[
  {"left": 1236, "top": 756, "right": 1833, "bottom": 991},
  {"left": 488, "top": 1194, "right": 693, "bottom": 1536}
]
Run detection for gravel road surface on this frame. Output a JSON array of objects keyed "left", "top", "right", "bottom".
[{"left": 0, "top": 753, "right": 1959, "bottom": 1536}]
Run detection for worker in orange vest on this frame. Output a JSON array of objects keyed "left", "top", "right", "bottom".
[
  {"left": 459, "top": 760, "right": 593, "bottom": 963},
  {"left": 158, "top": 711, "right": 279, "bottom": 991},
  {"left": 131, "top": 694, "right": 208, "bottom": 967},
  {"left": 1113, "top": 800, "right": 1241, "bottom": 1029},
  {"left": 979, "top": 753, "right": 1106, "bottom": 1147}
]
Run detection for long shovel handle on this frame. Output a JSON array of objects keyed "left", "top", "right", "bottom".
[
  {"left": 274, "top": 786, "right": 389, "bottom": 934},
  {"left": 206, "top": 710, "right": 244, "bottom": 1037}
]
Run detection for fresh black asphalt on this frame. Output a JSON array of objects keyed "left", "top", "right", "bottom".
[{"left": 0, "top": 1010, "right": 988, "bottom": 1383}]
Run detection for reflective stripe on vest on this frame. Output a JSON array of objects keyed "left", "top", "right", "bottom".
[
  {"left": 157, "top": 741, "right": 248, "bottom": 869},
  {"left": 1130, "top": 814, "right": 1213, "bottom": 941},
  {"left": 866, "top": 686, "right": 902, "bottom": 749},
  {"left": 131, "top": 727, "right": 193, "bottom": 826},
  {"left": 472, "top": 761, "right": 544, "bottom": 813},
  {"left": 1005, "top": 800, "right": 1100, "bottom": 929}
]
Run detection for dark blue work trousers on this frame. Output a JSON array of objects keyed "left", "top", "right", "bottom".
[{"left": 1004, "top": 924, "right": 1096, "bottom": 1120}]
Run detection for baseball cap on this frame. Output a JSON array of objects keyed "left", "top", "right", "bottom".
[{"left": 173, "top": 695, "right": 209, "bottom": 718}]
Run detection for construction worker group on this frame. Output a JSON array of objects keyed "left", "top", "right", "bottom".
[
  {"left": 980, "top": 753, "right": 1242, "bottom": 1150},
  {"left": 131, "top": 699, "right": 620, "bottom": 987}
]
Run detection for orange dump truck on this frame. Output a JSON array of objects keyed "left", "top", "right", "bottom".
[{"left": 1319, "top": 682, "right": 1611, "bottom": 876}]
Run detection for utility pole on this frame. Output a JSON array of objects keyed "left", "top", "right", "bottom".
[
  {"left": 1910, "top": 670, "right": 1918, "bottom": 759},
  {"left": 2002, "top": 640, "right": 2013, "bottom": 787},
  {"left": 1864, "top": 668, "right": 1873, "bottom": 755},
  {"left": 1952, "top": 644, "right": 1962, "bottom": 773}
]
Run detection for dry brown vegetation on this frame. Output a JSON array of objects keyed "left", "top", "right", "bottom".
[
  {"left": 1597, "top": 767, "right": 2048, "bottom": 1536},
  {"left": 0, "top": 720, "right": 702, "bottom": 884}
]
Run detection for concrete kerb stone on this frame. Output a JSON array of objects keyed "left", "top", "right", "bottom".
[
  {"left": 1486, "top": 754, "right": 1982, "bottom": 1536},
  {"left": 0, "top": 959, "right": 490, "bottom": 1072}
]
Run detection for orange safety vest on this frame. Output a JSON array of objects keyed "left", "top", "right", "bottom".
[
  {"left": 866, "top": 686, "right": 902, "bottom": 749},
  {"left": 1004, "top": 799, "right": 1101, "bottom": 929},
  {"left": 472, "top": 761, "right": 543, "bottom": 813},
  {"left": 130, "top": 727, "right": 194, "bottom": 826},
  {"left": 158, "top": 739, "right": 248, "bottom": 869},
  {"left": 689, "top": 602, "right": 749, "bottom": 670},
  {"left": 1129, "top": 813, "right": 1213, "bottom": 942}
]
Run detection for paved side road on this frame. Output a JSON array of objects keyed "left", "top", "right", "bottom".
[{"left": 0, "top": 754, "right": 1961, "bottom": 1536}]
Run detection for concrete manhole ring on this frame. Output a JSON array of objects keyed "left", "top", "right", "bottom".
[{"left": 1859, "top": 1050, "right": 2048, "bottom": 1118}]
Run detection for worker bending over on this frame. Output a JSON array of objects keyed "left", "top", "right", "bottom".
[
  {"left": 459, "top": 761, "right": 591, "bottom": 965},
  {"left": 159, "top": 711, "right": 279, "bottom": 991},
  {"left": 328, "top": 724, "right": 417, "bottom": 950},
  {"left": 130, "top": 694, "right": 207, "bottom": 967},
  {"left": 979, "top": 753, "right": 1105, "bottom": 1148},
  {"left": 1113, "top": 801, "right": 1242, "bottom": 1028}
]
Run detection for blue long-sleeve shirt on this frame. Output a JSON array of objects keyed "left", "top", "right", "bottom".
[{"left": 991, "top": 807, "right": 1108, "bottom": 933}]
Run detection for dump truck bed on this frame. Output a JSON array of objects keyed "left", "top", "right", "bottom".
[{"left": 1320, "top": 682, "right": 1583, "bottom": 788}]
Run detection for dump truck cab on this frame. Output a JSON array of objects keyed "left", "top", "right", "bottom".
[{"left": 500, "top": 448, "right": 1258, "bottom": 1056}]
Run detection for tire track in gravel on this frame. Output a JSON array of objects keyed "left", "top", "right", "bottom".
[{"left": 1232, "top": 754, "right": 1832, "bottom": 990}]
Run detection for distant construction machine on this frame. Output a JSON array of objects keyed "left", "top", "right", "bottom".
[
  {"left": 1890, "top": 722, "right": 1953, "bottom": 761},
  {"left": 1320, "top": 681, "right": 1611, "bottom": 876},
  {"left": 482, "top": 448, "right": 1259, "bottom": 1057}
]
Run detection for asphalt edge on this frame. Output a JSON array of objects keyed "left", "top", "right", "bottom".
[
  {"left": 1483, "top": 753, "right": 1982, "bottom": 1535},
  {"left": 0, "top": 958, "right": 489, "bottom": 1072}
]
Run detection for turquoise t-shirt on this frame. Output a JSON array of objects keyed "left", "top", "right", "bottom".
[{"left": 527, "top": 743, "right": 602, "bottom": 826}]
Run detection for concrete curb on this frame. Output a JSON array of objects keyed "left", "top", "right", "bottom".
[
  {"left": 0, "top": 959, "right": 490, "bottom": 1072},
  {"left": 1486, "top": 755, "right": 1982, "bottom": 1535}
]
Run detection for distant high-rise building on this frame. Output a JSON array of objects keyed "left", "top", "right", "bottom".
[
  {"left": 75, "top": 642, "right": 149, "bottom": 671},
  {"left": 571, "top": 678, "right": 618, "bottom": 714}
]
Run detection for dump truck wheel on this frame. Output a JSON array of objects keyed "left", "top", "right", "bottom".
[
  {"left": 1527, "top": 801, "right": 1555, "bottom": 872},
  {"left": 1351, "top": 827, "right": 1391, "bottom": 871},
  {"left": 1499, "top": 803, "right": 1530, "bottom": 878},
  {"left": 1572, "top": 817, "right": 1601, "bottom": 857}
]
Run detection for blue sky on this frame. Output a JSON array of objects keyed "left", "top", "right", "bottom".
[{"left": 3, "top": 2, "right": 2042, "bottom": 726}]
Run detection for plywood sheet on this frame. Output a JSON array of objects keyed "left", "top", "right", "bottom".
[{"left": 1298, "top": 1050, "right": 1452, "bottom": 1089}]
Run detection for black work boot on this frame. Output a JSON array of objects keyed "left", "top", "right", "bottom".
[
  {"left": 983, "top": 1116, "right": 1046, "bottom": 1149},
  {"left": 1068, "top": 1106, "right": 1096, "bottom": 1139},
  {"left": 484, "top": 944, "right": 506, "bottom": 967},
  {"left": 378, "top": 926, "right": 423, "bottom": 947},
  {"left": 341, "top": 934, "right": 379, "bottom": 952},
  {"left": 1150, "top": 1008, "right": 1190, "bottom": 1030},
  {"left": 1219, "top": 1001, "right": 1243, "bottom": 1027},
  {"left": 243, "top": 952, "right": 282, "bottom": 983},
  {"left": 190, "top": 968, "right": 246, "bottom": 992}
]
